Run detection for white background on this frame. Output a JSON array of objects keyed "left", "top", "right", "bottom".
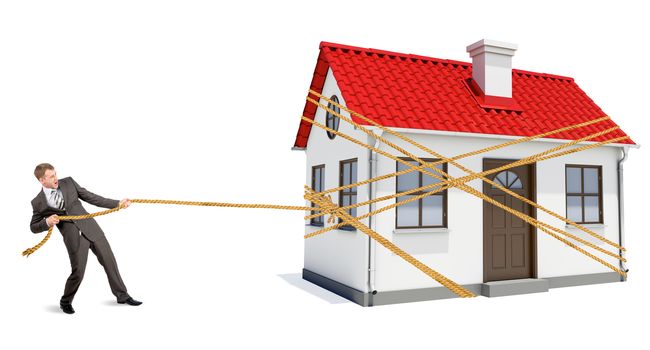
[{"left": 1, "top": 1, "right": 648, "bottom": 349}]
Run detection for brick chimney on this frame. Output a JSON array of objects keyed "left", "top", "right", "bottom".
[{"left": 466, "top": 39, "right": 518, "bottom": 99}]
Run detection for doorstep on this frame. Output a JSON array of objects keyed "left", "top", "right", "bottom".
[{"left": 481, "top": 278, "right": 549, "bottom": 297}]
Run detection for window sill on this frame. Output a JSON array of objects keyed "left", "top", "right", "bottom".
[
  {"left": 305, "top": 223, "right": 356, "bottom": 231},
  {"left": 307, "top": 223, "right": 324, "bottom": 227},
  {"left": 565, "top": 223, "right": 606, "bottom": 229},
  {"left": 393, "top": 228, "right": 449, "bottom": 234}
]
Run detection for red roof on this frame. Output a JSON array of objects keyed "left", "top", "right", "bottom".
[{"left": 293, "top": 41, "right": 635, "bottom": 148}]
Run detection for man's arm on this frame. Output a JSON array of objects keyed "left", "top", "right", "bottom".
[
  {"left": 70, "top": 177, "right": 120, "bottom": 209},
  {"left": 30, "top": 203, "right": 51, "bottom": 233}
]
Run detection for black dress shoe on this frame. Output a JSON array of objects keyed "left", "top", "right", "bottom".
[
  {"left": 60, "top": 303, "right": 75, "bottom": 314},
  {"left": 118, "top": 297, "right": 142, "bottom": 306}
]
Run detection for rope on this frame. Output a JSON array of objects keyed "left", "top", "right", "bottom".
[
  {"left": 309, "top": 92, "right": 626, "bottom": 252},
  {"left": 304, "top": 186, "right": 476, "bottom": 298},
  {"left": 304, "top": 125, "right": 619, "bottom": 222},
  {"left": 22, "top": 206, "right": 125, "bottom": 257},
  {"left": 22, "top": 90, "right": 628, "bottom": 300},
  {"left": 308, "top": 93, "right": 628, "bottom": 253},
  {"left": 309, "top": 96, "right": 629, "bottom": 274},
  {"left": 302, "top": 114, "right": 627, "bottom": 265},
  {"left": 130, "top": 199, "right": 312, "bottom": 211},
  {"left": 25, "top": 191, "right": 476, "bottom": 297},
  {"left": 22, "top": 200, "right": 313, "bottom": 257},
  {"left": 305, "top": 134, "right": 628, "bottom": 249},
  {"left": 301, "top": 105, "right": 628, "bottom": 276},
  {"left": 310, "top": 112, "right": 612, "bottom": 197}
]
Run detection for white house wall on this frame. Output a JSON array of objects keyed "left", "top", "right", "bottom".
[
  {"left": 302, "top": 70, "right": 624, "bottom": 294},
  {"left": 536, "top": 144, "right": 621, "bottom": 278},
  {"left": 370, "top": 132, "right": 623, "bottom": 292},
  {"left": 303, "top": 68, "right": 371, "bottom": 292}
]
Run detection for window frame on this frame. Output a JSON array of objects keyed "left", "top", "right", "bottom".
[
  {"left": 310, "top": 164, "right": 325, "bottom": 226},
  {"left": 395, "top": 157, "right": 448, "bottom": 229},
  {"left": 338, "top": 158, "right": 358, "bottom": 231},
  {"left": 325, "top": 95, "right": 341, "bottom": 140},
  {"left": 565, "top": 164, "right": 603, "bottom": 224}
]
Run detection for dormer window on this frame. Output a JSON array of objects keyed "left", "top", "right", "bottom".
[{"left": 326, "top": 95, "right": 341, "bottom": 139}]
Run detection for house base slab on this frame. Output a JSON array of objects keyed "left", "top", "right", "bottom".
[
  {"left": 302, "top": 268, "right": 371, "bottom": 306},
  {"left": 546, "top": 271, "right": 622, "bottom": 287},
  {"left": 302, "top": 269, "right": 623, "bottom": 307},
  {"left": 302, "top": 269, "right": 481, "bottom": 306}
]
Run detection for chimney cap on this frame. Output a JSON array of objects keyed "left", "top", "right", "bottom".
[{"left": 466, "top": 39, "right": 518, "bottom": 57}]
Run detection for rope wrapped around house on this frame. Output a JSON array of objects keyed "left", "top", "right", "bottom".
[{"left": 303, "top": 91, "right": 628, "bottom": 277}]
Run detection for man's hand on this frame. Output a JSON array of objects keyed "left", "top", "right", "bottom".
[
  {"left": 119, "top": 198, "right": 132, "bottom": 209},
  {"left": 46, "top": 215, "right": 60, "bottom": 227}
]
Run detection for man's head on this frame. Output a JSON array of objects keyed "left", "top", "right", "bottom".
[{"left": 34, "top": 163, "right": 58, "bottom": 189}]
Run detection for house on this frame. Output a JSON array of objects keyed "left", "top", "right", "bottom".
[{"left": 292, "top": 39, "right": 637, "bottom": 306}]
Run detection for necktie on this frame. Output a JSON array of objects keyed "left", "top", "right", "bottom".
[{"left": 52, "top": 190, "right": 64, "bottom": 210}]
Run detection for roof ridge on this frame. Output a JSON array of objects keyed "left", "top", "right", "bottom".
[
  {"left": 319, "top": 41, "right": 574, "bottom": 82},
  {"left": 319, "top": 41, "right": 470, "bottom": 68},
  {"left": 513, "top": 68, "right": 574, "bottom": 82}
]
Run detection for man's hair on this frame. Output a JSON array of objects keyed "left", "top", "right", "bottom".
[{"left": 34, "top": 163, "right": 55, "bottom": 180}]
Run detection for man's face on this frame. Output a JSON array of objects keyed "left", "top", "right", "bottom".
[{"left": 40, "top": 169, "right": 58, "bottom": 189}]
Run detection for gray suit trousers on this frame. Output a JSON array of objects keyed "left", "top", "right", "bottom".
[{"left": 61, "top": 232, "right": 129, "bottom": 304}]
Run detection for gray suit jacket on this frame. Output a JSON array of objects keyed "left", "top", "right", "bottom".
[{"left": 30, "top": 177, "right": 119, "bottom": 243}]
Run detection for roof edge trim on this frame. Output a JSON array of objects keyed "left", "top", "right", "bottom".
[{"left": 364, "top": 125, "right": 639, "bottom": 148}]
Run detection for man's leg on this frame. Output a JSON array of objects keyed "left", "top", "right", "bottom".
[
  {"left": 60, "top": 234, "right": 91, "bottom": 305},
  {"left": 89, "top": 235, "right": 130, "bottom": 302}
]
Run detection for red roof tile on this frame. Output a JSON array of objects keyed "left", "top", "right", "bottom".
[{"left": 293, "top": 42, "right": 635, "bottom": 148}]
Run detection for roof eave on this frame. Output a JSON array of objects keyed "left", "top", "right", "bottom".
[{"left": 364, "top": 125, "right": 639, "bottom": 148}]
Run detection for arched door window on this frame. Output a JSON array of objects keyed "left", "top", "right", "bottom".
[{"left": 491, "top": 170, "right": 523, "bottom": 189}]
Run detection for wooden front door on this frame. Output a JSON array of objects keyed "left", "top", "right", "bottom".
[{"left": 483, "top": 159, "right": 535, "bottom": 282}]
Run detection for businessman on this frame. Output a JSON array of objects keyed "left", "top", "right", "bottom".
[{"left": 30, "top": 163, "right": 141, "bottom": 314}]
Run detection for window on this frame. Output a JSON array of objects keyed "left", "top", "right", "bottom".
[
  {"left": 566, "top": 165, "right": 602, "bottom": 224},
  {"left": 325, "top": 95, "right": 341, "bottom": 139},
  {"left": 338, "top": 158, "right": 357, "bottom": 230},
  {"left": 395, "top": 158, "right": 447, "bottom": 228},
  {"left": 491, "top": 170, "right": 523, "bottom": 189},
  {"left": 310, "top": 165, "right": 325, "bottom": 226}
]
